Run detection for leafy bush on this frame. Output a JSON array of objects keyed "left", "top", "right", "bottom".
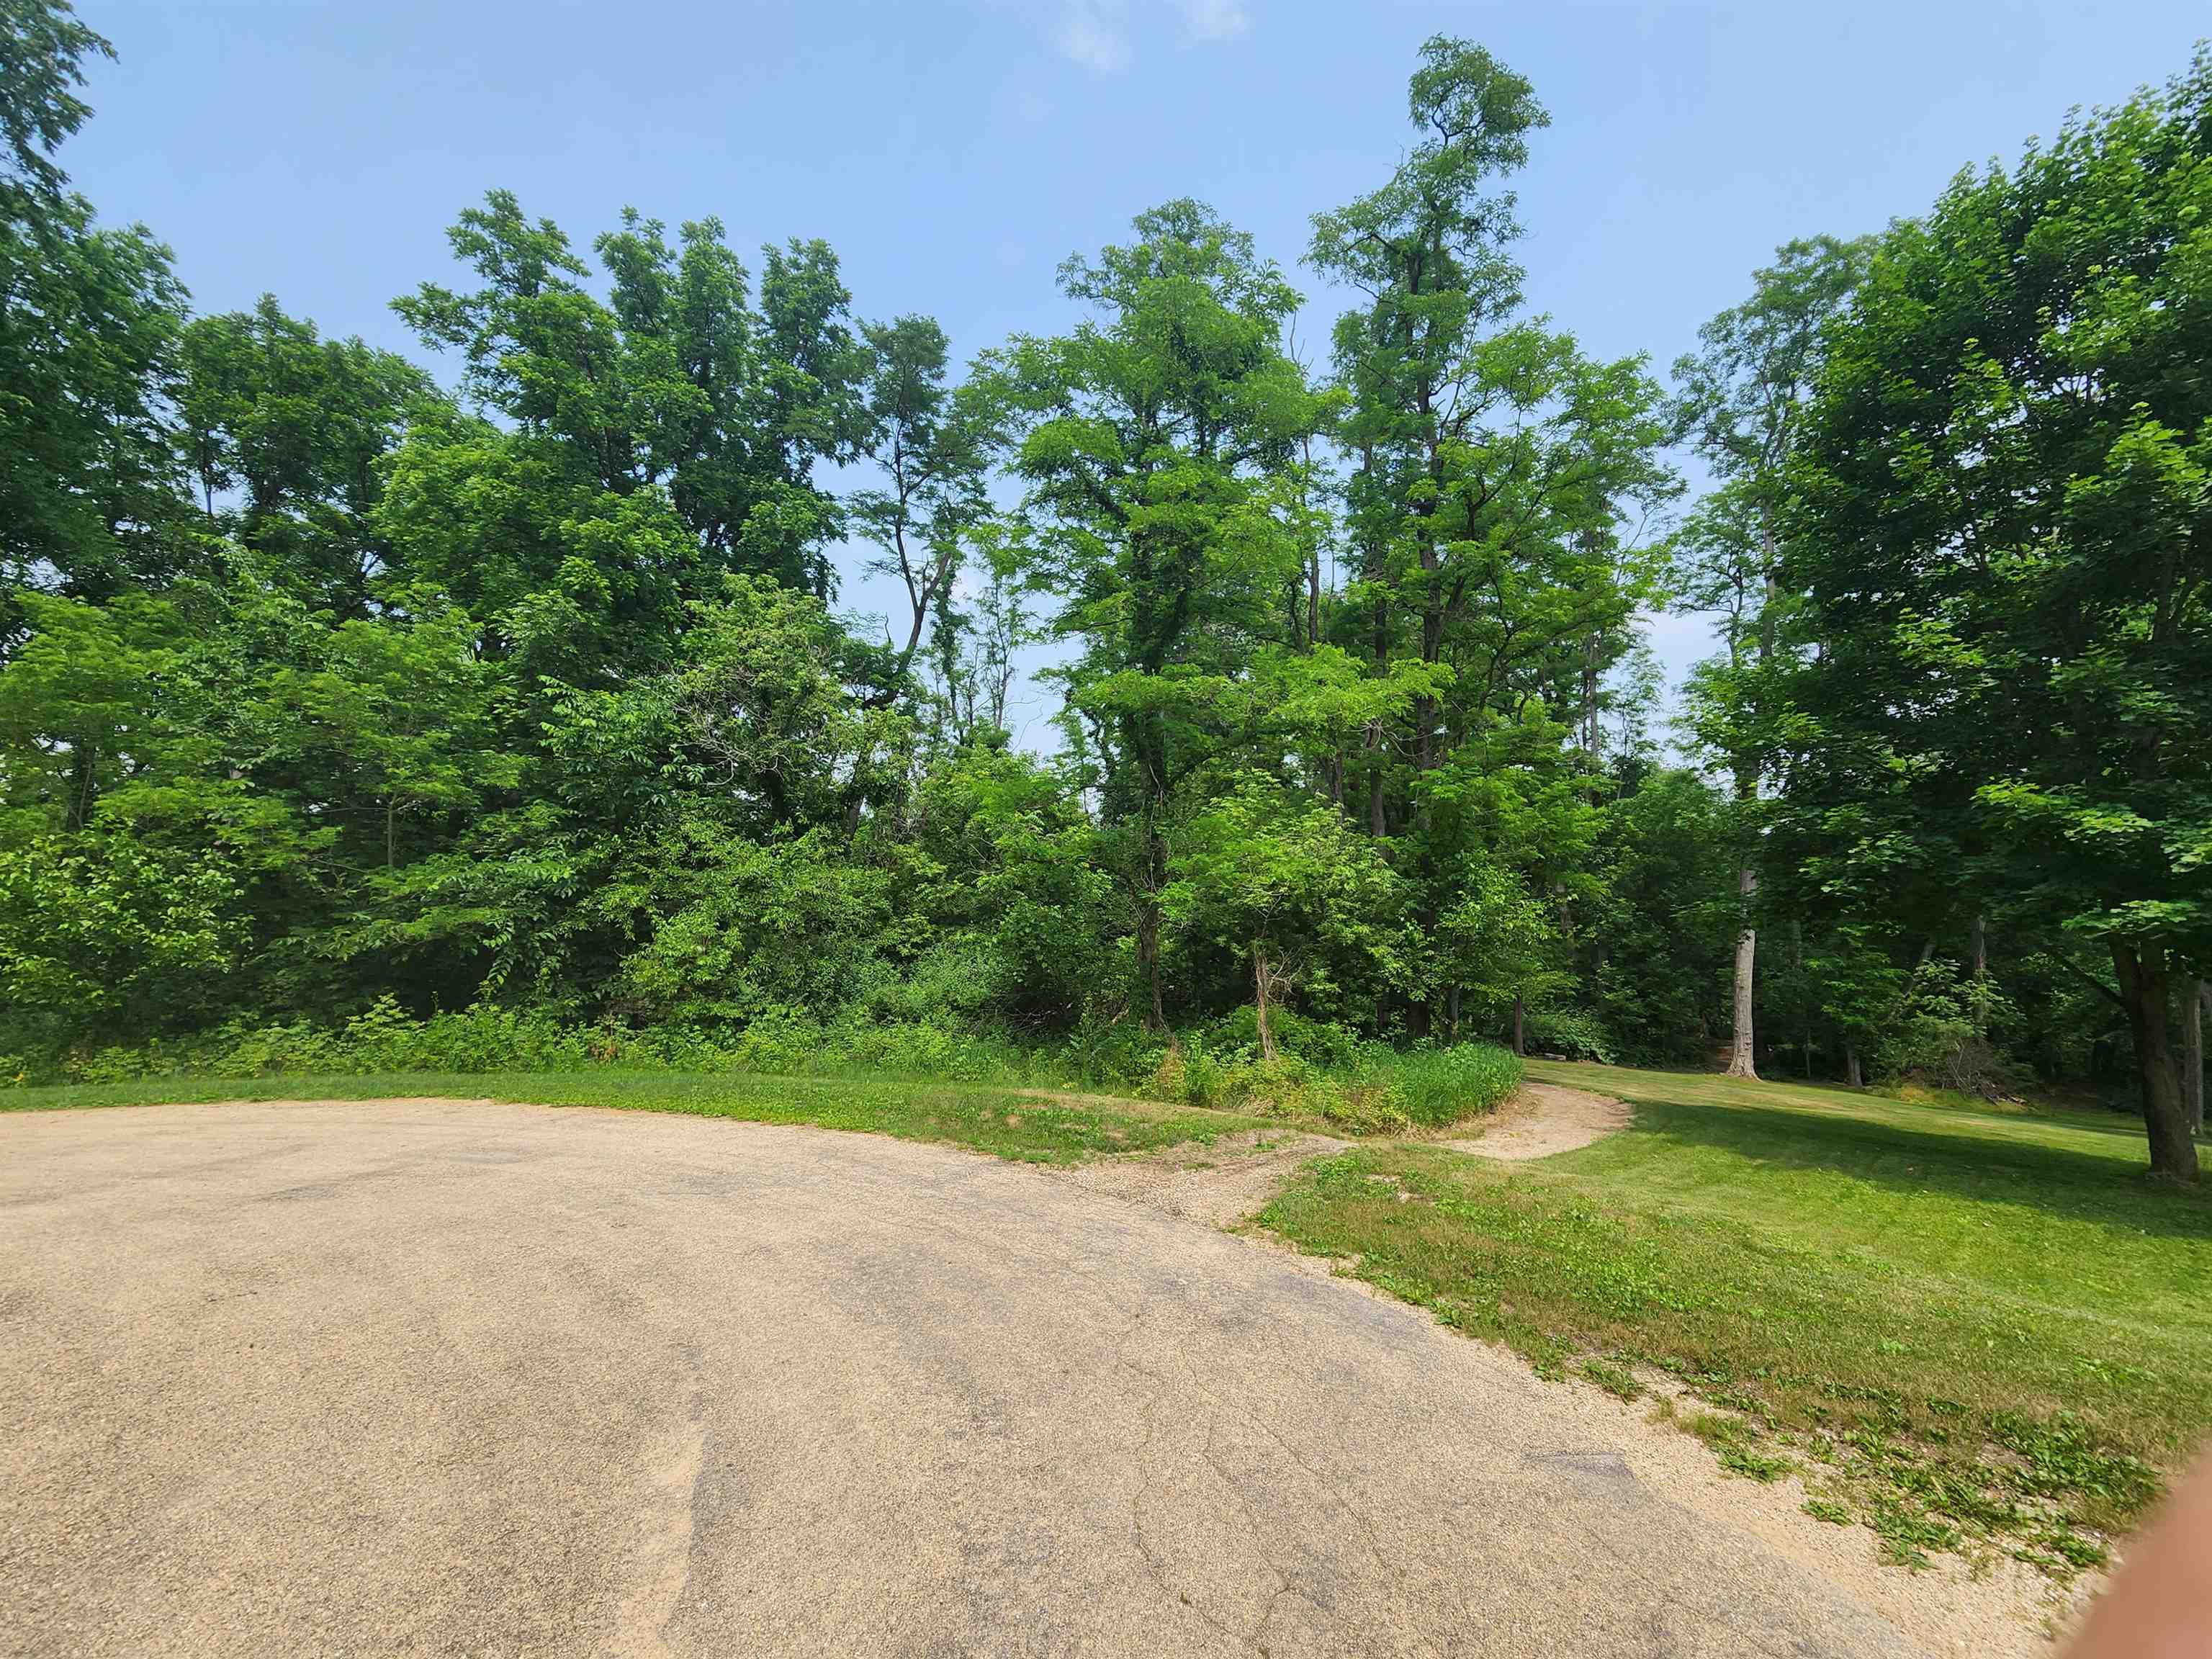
[
  {"left": 1522, "top": 1006, "right": 1617, "bottom": 1064},
  {"left": 1197, "top": 1006, "right": 1362, "bottom": 1071},
  {"left": 858, "top": 941, "right": 1007, "bottom": 1031},
  {"left": 1876, "top": 963, "right": 2023, "bottom": 1100}
]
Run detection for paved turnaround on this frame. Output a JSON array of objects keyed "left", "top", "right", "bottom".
[{"left": 3, "top": 1100, "right": 1917, "bottom": 1658}]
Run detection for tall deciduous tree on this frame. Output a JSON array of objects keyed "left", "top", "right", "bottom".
[
  {"left": 851, "top": 314, "right": 992, "bottom": 696},
  {"left": 1671, "top": 235, "right": 1870, "bottom": 1078},
  {"left": 1311, "top": 36, "right": 1673, "bottom": 1038},
  {"left": 0, "top": 0, "right": 186, "bottom": 616},
  {"left": 177, "top": 297, "right": 431, "bottom": 615},
  {"left": 987, "top": 199, "right": 1316, "bottom": 1028},
  {"left": 1784, "top": 53, "right": 2212, "bottom": 1177}
]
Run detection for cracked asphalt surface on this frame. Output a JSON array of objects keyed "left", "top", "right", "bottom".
[{"left": 3, "top": 1099, "right": 1923, "bottom": 1657}]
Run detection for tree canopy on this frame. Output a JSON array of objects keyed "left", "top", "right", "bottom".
[{"left": 1, "top": 2, "right": 2204, "bottom": 1174}]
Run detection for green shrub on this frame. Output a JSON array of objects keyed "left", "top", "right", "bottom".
[
  {"left": 1197, "top": 1007, "right": 1362, "bottom": 1071},
  {"left": 1522, "top": 1007, "right": 1616, "bottom": 1064}
]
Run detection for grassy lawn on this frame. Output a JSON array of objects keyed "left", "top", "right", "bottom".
[
  {"left": 1259, "top": 1058, "right": 2212, "bottom": 1575},
  {"left": 0, "top": 1068, "right": 1270, "bottom": 1166}
]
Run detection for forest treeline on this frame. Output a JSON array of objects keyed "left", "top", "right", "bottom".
[{"left": 1, "top": 4, "right": 2207, "bottom": 1174}]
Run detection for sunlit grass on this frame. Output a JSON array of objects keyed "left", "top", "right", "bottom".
[
  {"left": 0, "top": 1068, "right": 1268, "bottom": 1165},
  {"left": 1262, "top": 1058, "right": 2211, "bottom": 1574}
]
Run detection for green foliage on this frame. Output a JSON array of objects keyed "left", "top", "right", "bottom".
[
  {"left": 0, "top": 17, "right": 2193, "bottom": 1174},
  {"left": 0, "top": 1, "right": 184, "bottom": 606},
  {"left": 614, "top": 828, "right": 891, "bottom": 1025},
  {"left": 1781, "top": 50, "right": 2212, "bottom": 1174},
  {"left": 1166, "top": 777, "right": 1411, "bottom": 1046},
  {"left": 1874, "top": 962, "right": 2021, "bottom": 1098},
  {"left": 0, "top": 832, "right": 243, "bottom": 1048}
]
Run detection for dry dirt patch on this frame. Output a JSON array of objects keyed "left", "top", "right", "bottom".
[
  {"left": 1442, "top": 1079, "right": 1632, "bottom": 1160},
  {"left": 1044, "top": 1127, "right": 1348, "bottom": 1228}
]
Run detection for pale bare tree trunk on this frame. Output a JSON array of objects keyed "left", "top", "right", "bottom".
[
  {"left": 1727, "top": 863, "right": 1758, "bottom": 1079},
  {"left": 1253, "top": 944, "right": 1277, "bottom": 1064},
  {"left": 1721, "top": 559, "right": 1777, "bottom": 1084}
]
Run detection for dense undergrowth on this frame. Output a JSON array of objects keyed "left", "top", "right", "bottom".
[{"left": 1, "top": 997, "right": 1523, "bottom": 1135}]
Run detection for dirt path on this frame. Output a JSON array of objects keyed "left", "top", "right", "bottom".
[
  {"left": 1045, "top": 1127, "right": 1348, "bottom": 1228},
  {"left": 1444, "top": 1079, "right": 1632, "bottom": 1159}
]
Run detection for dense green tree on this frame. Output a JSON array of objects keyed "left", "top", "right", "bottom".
[
  {"left": 0, "top": 1, "right": 186, "bottom": 614},
  {"left": 988, "top": 199, "right": 1318, "bottom": 1028},
  {"left": 1783, "top": 53, "right": 2212, "bottom": 1177},
  {"left": 176, "top": 297, "right": 431, "bottom": 615},
  {"left": 1166, "top": 778, "right": 1408, "bottom": 1058},
  {"left": 394, "top": 194, "right": 870, "bottom": 623},
  {"left": 1585, "top": 765, "right": 1735, "bottom": 1065},
  {"left": 1310, "top": 36, "right": 1673, "bottom": 1040},
  {"left": 1669, "top": 234, "right": 1871, "bottom": 1077}
]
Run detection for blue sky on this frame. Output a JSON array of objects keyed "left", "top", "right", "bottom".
[{"left": 65, "top": 0, "right": 2211, "bottom": 749}]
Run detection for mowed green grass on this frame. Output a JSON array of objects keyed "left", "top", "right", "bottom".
[
  {"left": 1260, "top": 1059, "right": 2212, "bottom": 1574},
  {"left": 0, "top": 1068, "right": 1269, "bottom": 1165}
]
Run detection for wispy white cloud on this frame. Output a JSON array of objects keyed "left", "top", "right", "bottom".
[
  {"left": 1174, "top": 0, "right": 1249, "bottom": 42},
  {"left": 1045, "top": 0, "right": 1251, "bottom": 72},
  {"left": 1055, "top": 0, "right": 1132, "bottom": 73}
]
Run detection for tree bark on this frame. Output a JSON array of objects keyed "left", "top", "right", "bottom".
[
  {"left": 1253, "top": 943, "right": 1276, "bottom": 1063},
  {"left": 1137, "top": 904, "right": 1167, "bottom": 1034},
  {"left": 1510, "top": 995, "right": 1526, "bottom": 1058},
  {"left": 2112, "top": 942, "right": 2198, "bottom": 1180},
  {"left": 1726, "top": 863, "right": 1758, "bottom": 1079},
  {"left": 2186, "top": 978, "right": 2204, "bottom": 1138},
  {"left": 1844, "top": 1042, "right": 1863, "bottom": 1089}
]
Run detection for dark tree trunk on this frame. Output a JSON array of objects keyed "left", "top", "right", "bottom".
[
  {"left": 1511, "top": 995, "right": 1526, "bottom": 1058},
  {"left": 2113, "top": 943, "right": 2198, "bottom": 1180},
  {"left": 66, "top": 743, "right": 99, "bottom": 832},
  {"left": 1137, "top": 904, "right": 1167, "bottom": 1034},
  {"left": 2186, "top": 979, "right": 2205, "bottom": 1138},
  {"left": 1844, "top": 1042, "right": 1863, "bottom": 1089}
]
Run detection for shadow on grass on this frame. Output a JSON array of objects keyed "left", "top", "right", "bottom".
[{"left": 1599, "top": 1094, "right": 2212, "bottom": 1241}]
